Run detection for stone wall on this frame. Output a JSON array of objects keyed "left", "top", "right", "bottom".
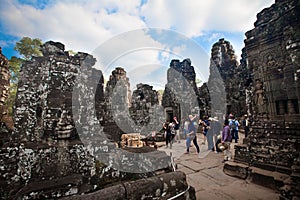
[
  {"left": 0, "top": 41, "right": 188, "bottom": 199},
  {"left": 61, "top": 171, "right": 196, "bottom": 200},
  {"left": 0, "top": 47, "right": 10, "bottom": 108},
  {"left": 208, "top": 38, "right": 247, "bottom": 117},
  {"left": 129, "top": 83, "right": 164, "bottom": 134},
  {"left": 0, "top": 47, "right": 12, "bottom": 144},
  {"left": 224, "top": 0, "right": 300, "bottom": 199},
  {"left": 162, "top": 59, "right": 201, "bottom": 122},
  {"left": 0, "top": 41, "right": 104, "bottom": 199},
  {"left": 198, "top": 83, "right": 211, "bottom": 118}
]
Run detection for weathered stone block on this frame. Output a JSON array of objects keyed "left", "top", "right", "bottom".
[{"left": 223, "top": 161, "right": 249, "bottom": 179}]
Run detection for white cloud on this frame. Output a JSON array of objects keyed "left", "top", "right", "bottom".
[
  {"left": 0, "top": 0, "right": 275, "bottom": 89},
  {"left": 141, "top": 0, "right": 274, "bottom": 37},
  {"left": 0, "top": 0, "right": 146, "bottom": 53}
]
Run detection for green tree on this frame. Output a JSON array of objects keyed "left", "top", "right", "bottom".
[
  {"left": 6, "top": 37, "right": 43, "bottom": 116},
  {"left": 14, "top": 37, "right": 43, "bottom": 60},
  {"left": 6, "top": 56, "right": 23, "bottom": 116},
  {"left": 157, "top": 89, "right": 164, "bottom": 96},
  {"left": 9, "top": 56, "right": 23, "bottom": 82},
  {"left": 196, "top": 78, "right": 202, "bottom": 86}
]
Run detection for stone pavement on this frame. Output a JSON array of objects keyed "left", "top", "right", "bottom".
[{"left": 157, "top": 136, "right": 280, "bottom": 200}]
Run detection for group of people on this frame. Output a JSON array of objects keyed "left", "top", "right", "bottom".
[{"left": 163, "top": 113, "right": 251, "bottom": 162}]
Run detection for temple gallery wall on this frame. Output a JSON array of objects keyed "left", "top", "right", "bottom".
[{"left": 0, "top": 0, "right": 299, "bottom": 199}]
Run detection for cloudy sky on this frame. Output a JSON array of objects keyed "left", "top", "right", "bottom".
[{"left": 0, "top": 0, "right": 274, "bottom": 90}]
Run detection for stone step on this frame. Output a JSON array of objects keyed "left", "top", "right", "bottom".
[
  {"left": 248, "top": 166, "right": 290, "bottom": 191},
  {"left": 223, "top": 161, "right": 249, "bottom": 179}
]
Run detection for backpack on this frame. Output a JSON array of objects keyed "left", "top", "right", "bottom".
[{"left": 230, "top": 120, "right": 237, "bottom": 130}]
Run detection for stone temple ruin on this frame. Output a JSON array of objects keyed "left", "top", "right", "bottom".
[
  {"left": 162, "top": 58, "right": 203, "bottom": 122},
  {"left": 222, "top": 0, "right": 300, "bottom": 199},
  {"left": 0, "top": 0, "right": 300, "bottom": 199},
  {"left": 0, "top": 47, "right": 13, "bottom": 146},
  {"left": 0, "top": 42, "right": 195, "bottom": 199}
]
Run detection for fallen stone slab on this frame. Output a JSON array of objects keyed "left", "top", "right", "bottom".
[{"left": 61, "top": 171, "right": 196, "bottom": 200}]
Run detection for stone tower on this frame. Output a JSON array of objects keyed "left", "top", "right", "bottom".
[
  {"left": 162, "top": 59, "right": 200, "bottom": 122},
  {"left": 100, "top": 67, "right": 132, "bottom": 141},
  {"left": 224, "top": 0, "right": 300, "bottom": 199},
  {"left": 209, "top": 38, "right": 245, "bottom": 117}
]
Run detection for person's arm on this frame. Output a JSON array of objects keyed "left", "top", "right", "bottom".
[
  {"left": 190, "top": 115, "right": 197, "bottom": 121},
  {"left": 187, "top": 130, "right": 194, "bottom": 136}
]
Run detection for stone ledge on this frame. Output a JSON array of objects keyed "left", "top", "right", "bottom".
[
  {"left": 61, "top": 171, "right": 196, "bottom": 200},
  {"left": 223, "top": 161, "right": 249, "bottom": 179},
  {"left": 248, "top": 166, "right": 290, "bottom": 191}
]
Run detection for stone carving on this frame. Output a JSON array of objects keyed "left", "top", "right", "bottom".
[
  {"left": 225, "top": 0, "right": 300, "bottom": 199},
  {"left": 0, "top": 41, "right": 180, "bottom": 199},
  {"left": 130, "top": 84, "right": 158, "bottom": 124},
  {"left": 254, "top": 79, "right": 267, "bottom": 115},
  {"left": 162, "top": 59, "right": 201, "bottom": 121},
  {"left": 129, "top": 83, "right": 162, "bottom": 132},
  {"left": 209, "top": 38, "right": 246, "bottom": 117},
  {"left": 0, "top": 47, "right": 10, "bottom": 107},
  {"left": 0, "top": 47, "right": 13, "bottom": 147},
  {"left": 99, "top": 67, "right": 131, "bottom": 142}
]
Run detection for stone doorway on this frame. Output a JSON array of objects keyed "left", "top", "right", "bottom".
[{"left": 165, "top": 107, "right": 174, "bottom": 122}]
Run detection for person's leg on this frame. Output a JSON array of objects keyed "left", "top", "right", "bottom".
[
  {"left": 245, "top": 127, "right": 249, "bottom": 138},
  {"left": 202, "top": 132, "right": 206, "bottom": 144},
  {"left": 225, "top": 141, "right": 232, "bottom": 160},
  {"left": 186, "top": 136, "right": 192, "bottom": 153},
  {"left": 183, "top": 129, "right": 187, "bottom": 139},
  {"left": 207, "top": 131, "right": 213, "bottom": 150},
  {"left": 212, "top": 134, "right": 217, "bottom": 152},
  {"left": 175, "top": 130, "right": 180, "bottom": 142},
  {"left": 193, "top": 136, "right": 200, "bottom": 153},
  {"left": 166, "top": 132, "right": 170, "bottom": 147},
  {"left": 231, "top": 130, "right": 234, "bottom": 142},
  {"left": 235, "top": 130, "right": 238, "bottom": 143}
]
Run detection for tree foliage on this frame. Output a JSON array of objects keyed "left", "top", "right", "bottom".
[
  {"left": 14, "top": 37, "right": 43, "bottom": 60},
  {"left": 5, "top": 37, "right": 43, "bottom": 116},
  {"left": 9, "top": 56, "right": 23, "bottom": 82}
]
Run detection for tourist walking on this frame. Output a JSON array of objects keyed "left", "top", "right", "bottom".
[
  {"left": 221, "top": 119, "right": 232, "bottom": 162},
  {"left": 211, "top": 116, "right": 222, "bottom": 153},
  {"left": 229, "top": 115, "right": 239, "bottom": 143},
  {"left": 199, "top": 116, "right": 210, "bottom": 145},
  {"left": 173, "top": 117, "right": 180, "bottom": 143},
  {"left": 163, "top": 121, "right": 172, "bottom": 149},
  {"left": 169, "top": 121, "right": 176, "bottom": 143},
  {"left": 183, "top": 118, "right": 189, "bottom": 139},
  {"left": 185, "top": 115, "right": 200, "bottom": 156}
]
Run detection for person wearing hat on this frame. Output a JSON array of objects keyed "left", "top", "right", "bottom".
[{"left": 221, "top": 119, "right": 232, "bottom": 162}]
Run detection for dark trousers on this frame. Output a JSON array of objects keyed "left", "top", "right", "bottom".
[
  {"left": 231, "top": 129, "right": 239, "bottom": 143},
  {"left": 187, "top": 136, "right": 200, "bottom": 153},
  {"left": 166, "top": 132, "right": 172, "bottom": 146},
  {"left": 244, "top": 126, "right": 250, "bottom": 138}
]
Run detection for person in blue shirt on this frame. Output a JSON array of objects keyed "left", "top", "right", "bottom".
[{"left": 185, "top": 115, "right": 200, "bottom": 156}]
